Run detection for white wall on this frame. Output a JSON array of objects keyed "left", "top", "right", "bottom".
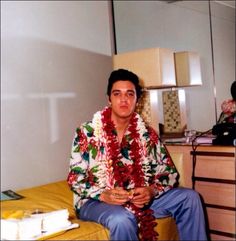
[
  {"left": 1, "top": 1, "right": 113, "bottom": 190},
  {"left": 113, "top": 0, "right": 235, "bottom": 132}
]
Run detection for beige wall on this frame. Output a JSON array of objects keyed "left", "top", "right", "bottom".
[{"left": 1, "top": 1, "right": 113, "bottom": 190}]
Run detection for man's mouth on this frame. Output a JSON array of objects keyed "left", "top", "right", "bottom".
[{"left": 120, "top": 105, "right": 128, "bottom": 109}]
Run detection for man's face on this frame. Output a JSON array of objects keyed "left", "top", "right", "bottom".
[{"left": 109, "top": 80, "right": 137, "bottom": 120}]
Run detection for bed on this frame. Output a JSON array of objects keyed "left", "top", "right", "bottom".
[{"left": 1, "top": 180, "right": 179, "bottom": 240}]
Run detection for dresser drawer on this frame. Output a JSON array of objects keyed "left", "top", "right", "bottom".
[
  {"left": 195, "top": 155, "right": 235, "bottom": 180},
  {"left": 207, "top": 207, "right": 236, "bottom": 234},
  {"left": 210, "top": 233, "right": 236, "bottom": 241},
  {"left": 195, "top": 182, "right": 235, "bottom": 207}
]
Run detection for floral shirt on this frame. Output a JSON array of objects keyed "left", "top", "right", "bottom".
[
  {"left": 67, "top": 107, "right": 178, "bottom": 213},
  {"left": 218, "top": 99, "right": 236, "bottom": 123}
]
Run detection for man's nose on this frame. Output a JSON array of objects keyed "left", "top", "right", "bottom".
[{"left": 120, "top": 94, "right": 128, "bottom": 101}]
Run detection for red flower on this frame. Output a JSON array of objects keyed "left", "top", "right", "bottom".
[
  {"left": 67, "top": 172, "right": 77, "bottom": 186},
  {"left": 166, "top": 156, "right": 175, "bottom": 167},
  {"left": 221, "top": 99, "right": 236, "bottom": 115},
  {"left": 148, "top": 127, "right": 159, "bottom": 145},
  {"left": 77, "top": 130, "right": 88, "bottom": 152},
  {"left": 87, "top": 169, "right": 96, "bottom": 185}
]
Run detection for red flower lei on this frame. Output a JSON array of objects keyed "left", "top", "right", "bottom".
[
  {"left": 221, "top": 99, "right": 236, "bottom": 115},
  {"left": 102, "top": 107, "right": 158, "bottom": 241}
]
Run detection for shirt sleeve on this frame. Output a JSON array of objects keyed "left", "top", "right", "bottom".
[
  {"left": 146, "top": 126, "right": 179, "bottom": 198},
  {"left": 67, "top": 124, "right": 101, "bottom": 208}
]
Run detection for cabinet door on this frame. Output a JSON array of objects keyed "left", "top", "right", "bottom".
[
  {"left": 194, "top": 155, "right": 235, "bottom": 180},
  {"left": 195, "top": 181, "right": 235, "bottom": 207}
]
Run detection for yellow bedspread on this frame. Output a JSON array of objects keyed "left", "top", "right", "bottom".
[{"left": 1, "top": 180, "right": 179, "bottom": 240}]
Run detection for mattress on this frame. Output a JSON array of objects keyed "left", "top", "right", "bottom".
[{"left": 1, "top": 180, "right": 179, "bottom": 240}]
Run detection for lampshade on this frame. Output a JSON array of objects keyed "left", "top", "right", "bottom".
[
  {"left": 113, "top": 48, "right": 176, "bottom": 89},
  {"left": 174, "top": 51, "right": 202, "bottom": 87}
]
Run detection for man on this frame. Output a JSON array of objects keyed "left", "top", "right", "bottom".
[{"left": 67, "top": 69, "right": 207, "bottom": 241}]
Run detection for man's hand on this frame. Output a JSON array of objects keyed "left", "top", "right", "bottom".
[
  {"left": 130, "top": 187, "right": 156, "bottom": 208},
  {"left": 100, "top": 187, "right": 132, "bottom": 205}
]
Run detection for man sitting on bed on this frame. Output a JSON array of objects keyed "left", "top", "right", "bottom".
[{"left": 67, "top": 69, "right": 207, "bottom": 241}]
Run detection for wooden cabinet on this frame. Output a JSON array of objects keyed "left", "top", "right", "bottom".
[{"left": 166, "top": 144, "right": 236, "bottom": 240}]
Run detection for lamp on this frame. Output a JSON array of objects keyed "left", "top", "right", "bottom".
[
  {"left": 174, "top": 51, "right": 202, "bottom": 87},
  {"left": 113, "top": 48, "right": 176, "bottom": 89}
]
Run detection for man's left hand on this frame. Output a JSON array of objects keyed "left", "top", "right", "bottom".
[{"left": 130, "top": 186, "right": 156, "bottom": 208}]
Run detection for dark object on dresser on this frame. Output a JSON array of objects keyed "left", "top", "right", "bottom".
[{"left": 212, "top": 123, "right": 236, "bottom": 146}]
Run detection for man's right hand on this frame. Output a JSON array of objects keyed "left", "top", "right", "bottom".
[{"left": 100, "top": 187, "right": 132, "bottom": 205}]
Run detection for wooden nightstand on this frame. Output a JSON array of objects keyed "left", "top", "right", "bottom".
[
  {"left": 166, "top": 144, "right": 236, "bottom": 240},
  {"left": 191, "top": 146, "right": 235, "bottom": 240}
]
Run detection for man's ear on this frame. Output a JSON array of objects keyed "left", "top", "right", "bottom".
[{"left": 107, "top": 96, "right": 111, "bottom": 105}]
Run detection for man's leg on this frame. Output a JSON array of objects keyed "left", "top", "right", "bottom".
[
  {"left": 79, "top": 199, "right": 139, "bottom": 241},
  {"left": 150, "top": 187, "right": 208, "bottom": 241}
]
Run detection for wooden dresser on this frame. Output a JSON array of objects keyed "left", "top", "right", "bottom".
[{"left": 166, "top": 144, "right": 236, "bottom": 241}]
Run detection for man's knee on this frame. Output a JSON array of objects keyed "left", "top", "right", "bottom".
[
  {"left": 108, "top": 209, "right": 137, "bottom": 229},
  {"left": 181, "top": 188, "right": 202, "bottom": 206}
]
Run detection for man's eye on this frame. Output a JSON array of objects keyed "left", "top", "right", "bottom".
[
  {"left": 127, "top": 92, "right": 135, "bottom": 97},
  {"left": 113, "top": 92, "right": 120, "bottom": 96}
]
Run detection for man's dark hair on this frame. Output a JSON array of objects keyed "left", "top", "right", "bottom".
[
  {"left": 230, "top": 81, "right": 236, "bottom": 100},
  {"left": 107, "top": 69, "right": 142, "bottom": 101}
]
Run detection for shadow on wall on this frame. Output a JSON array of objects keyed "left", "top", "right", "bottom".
[{"left": 1, "top": 36, "right": 112, "bottom": 190}]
